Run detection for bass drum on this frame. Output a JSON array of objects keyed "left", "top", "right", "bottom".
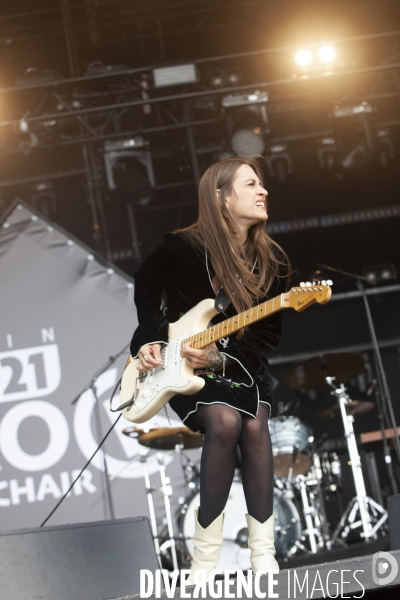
[{"left": 181, "top": 480, "right": 301, "bottom": 572}]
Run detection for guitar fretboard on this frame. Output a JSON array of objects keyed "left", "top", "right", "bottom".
[{"left": 181, "top": 293, "right": 286, "bottom": 350}]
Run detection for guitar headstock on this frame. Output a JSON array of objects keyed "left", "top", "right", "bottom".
[{"left": 284, "top": 281, "right": 332, "bottom": 312}]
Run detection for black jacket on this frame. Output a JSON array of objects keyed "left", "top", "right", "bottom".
[{"left": 130, "top": 232, "right": 285, "bottom": 432}]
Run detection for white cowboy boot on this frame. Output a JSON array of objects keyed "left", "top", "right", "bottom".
[
  {"left": 246, "top": 513, "right": 279, "bottom": 573},
  {"left": 187, "top": 508, "right": 225, "bottom": 584}
]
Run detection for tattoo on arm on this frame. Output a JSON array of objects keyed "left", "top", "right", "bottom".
[{"left": 207, "top": 350, "right": 223, "bottom": 370}]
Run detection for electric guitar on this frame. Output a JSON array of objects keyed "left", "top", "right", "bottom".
[{"left": 117, "top": 283, "right": 332, "bottom": 424}]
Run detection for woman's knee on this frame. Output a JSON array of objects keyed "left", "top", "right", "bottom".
[
  {"left": 241, "top": 412, "right": 270, "bottom": 440},
  {"left": 207, "top": 408, "right": 242, "bottom": 444}
]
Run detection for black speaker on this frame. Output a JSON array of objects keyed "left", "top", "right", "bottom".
[
  {"left": 388, "top": 494, "right": 400, "bottom": 550},
  {"left": 0, "top": 516, "right": 159, "bottom": 600}
]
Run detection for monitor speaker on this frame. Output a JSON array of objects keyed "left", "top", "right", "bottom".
[
  {"left": 0, "top": 516, "right": 159, "bottom": 600},
  {"left": 388, "top": 494, "right": 400, "bottom": 550}
]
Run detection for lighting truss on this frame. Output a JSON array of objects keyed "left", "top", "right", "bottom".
[
  {"left": 267, "top": 204, "right": 400, "bottom": 235},
  {"left": 0, "top": 34, "right": 397, "bottom": 201}
]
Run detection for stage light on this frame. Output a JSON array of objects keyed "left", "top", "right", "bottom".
[
  {"left": 228, "top": 73, "right": 240, "bottom": 85},
  {"left": 210, "top": 74, "right": 224, "bottom": 87},
  {"left": 266, "top": 143, "right": 292, "bottom": 185},
  {"left": 332, "top": 101, "right": 394, "bottom": 175},
  {"left": 376, "top": 129, "right": 395, "bottom": 167},
  {"left": 223, "top": 92, "right": 269, "bottom": 157},
  {"left": 18, "top": 132, "right": 39, "bottom": 155},
  {"left": 295, "top": 49, "right": 312, "bottom": 67},
  {"left": 231, "top": 128, "right": 265, "bottom": 156},
  {"left": 363, "top": 263, "right": 397, "bottom": 283},
  {"left": 152, "top": 64, "right": 197, "bottom": 88},
  {"left": 319, "top": 46, "right": 336, "bottom": 63},
  {"left": 111, "top": 158, "right": 153, "bottom": 206},
  {"left": 104, "top": 137, "right": 145, "bottom": 152},
  {"left": 317, "top": 137, "right": 339, "bottom": 175},
  {"left": 340, "top": 142, "right": 372, "bottom": 172},
  {"left": 333, "top": 101, "right": 374, "bottom": 118},
  {"left": 209, "top": 68, "right": 241, "bottom": 89},
  {"left": 221, "top": 91, "right": 268, "bottom": 108},
  {"left": 19, "top": 119, "right": 29, "bottom": 133},
  {"left": 103, "top": 138, "right": 155, "bottom": 206},
  {"left": 30, "top": 181, "right": 56, "bottom": 216},
  {"left": 34, "top": 181, "right": 52, "bottom": 192}
]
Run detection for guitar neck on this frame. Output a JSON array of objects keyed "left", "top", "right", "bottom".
[{"left": 183, "top": 293, "right": 288, "bottom": 350}]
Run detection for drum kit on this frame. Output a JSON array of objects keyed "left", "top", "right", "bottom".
[{"left": 122, "top": 351, "right": 388, "bottom": 571}]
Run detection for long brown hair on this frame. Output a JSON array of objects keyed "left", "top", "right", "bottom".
[{"left": 176, "top": 156, "right": 290, "bottom": 313}]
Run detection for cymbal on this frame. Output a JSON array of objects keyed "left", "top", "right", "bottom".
[
  {"left": 319, "top": 400, "right": 375, "bottom": 419},
  {"left": 122, "top": 425, "right": 157, "bottom": 437},
  {"left": 273, "top": 453, "right": 311, "bottom": 479},
  {"left": 285, "top": 352, "right": 365, "bottom": 391},
  {"left": 122, "top": 426, "right": 204, "bottom": 450}
]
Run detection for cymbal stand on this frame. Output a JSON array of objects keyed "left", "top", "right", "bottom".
[
  {"left": 274, "top": 478, "right": 298, "bottom": 556},
  {"left": 327, "top": 378, "right": 388, "bottom": 545},
  {"left": 157, "top": 453, "right": 179, "bottom": 571},
  {"left": 319, "top": 264, "right": 400, "bottom": 490},
  {"left": 175, "top": 442, "right": 200, "bottom": 491},
  {"left": 311, "top": 452, "right": 333, "bottom": 547},
  {"left": 140, "top": 449, "right": 162, "bottom": 567}
]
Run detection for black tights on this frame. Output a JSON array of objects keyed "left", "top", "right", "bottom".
[{"left": 194, "top": 403, "right": 274, "bottom": 528}]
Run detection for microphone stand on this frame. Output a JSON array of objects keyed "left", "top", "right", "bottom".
[
  {"left": 71, "top": 342, "right": 131, "bottom": 520},
  {"left": 318, "top": 263, "right": 400, "bottom": 495}
]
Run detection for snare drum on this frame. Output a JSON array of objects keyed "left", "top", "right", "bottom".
[
  {"left": 179, "top": 479, "right": 301, "bottom": 571},
  {"left": 269, "top": 416, "right": 312, "bottom": 478}
]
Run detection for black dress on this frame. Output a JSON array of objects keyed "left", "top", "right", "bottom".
[{"left": 130, "top": 232, "right": 284, "bottom": 436}]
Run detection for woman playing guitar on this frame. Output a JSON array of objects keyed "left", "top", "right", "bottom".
[{"left": 130, "top": 156, "right": 290, "bottom": 582}]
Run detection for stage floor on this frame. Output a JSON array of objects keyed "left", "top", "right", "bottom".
[
  {"left": 277, "top": 534, "right": 390, "bottom": 569},
  {"left": 107, "top": 543, "right": 400, "bottom": 600}
]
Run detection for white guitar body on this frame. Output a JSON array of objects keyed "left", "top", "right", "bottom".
[
  {"left": 117, "top": 283, "right": 332, "bottom": 424},
  {"left": 121, "top": 299, "right": 219, "bottom": 424}
]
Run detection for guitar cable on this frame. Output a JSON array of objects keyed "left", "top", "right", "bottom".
[
  {"left": 109, "top": 375, "right": 135, "bottom": 412},
  {"left": 40, "top": 413, "right": 122, "bottom": 527}
]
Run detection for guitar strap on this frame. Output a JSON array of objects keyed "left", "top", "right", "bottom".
[
  {"left": 205, "top": 248, "right": 231, "bottom": 313},
  {"left": 205, "top": 246, "right": 257, "bottom": 314},
  {"left": 215, "top": 286, "right": 231, "bottom": 313}
]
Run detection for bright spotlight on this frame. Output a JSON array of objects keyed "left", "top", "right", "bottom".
[
  {"left": 295, "top": 49, "right": 312, "bottom": 67},
  {"left": 319, "top": 46, "right": 336, "bottom": 63}
]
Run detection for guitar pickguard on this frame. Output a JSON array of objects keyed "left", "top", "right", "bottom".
[{"left": 121, "top": 299, "right": 218, "bottom": 423}]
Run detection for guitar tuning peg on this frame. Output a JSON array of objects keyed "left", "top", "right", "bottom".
[
  {"left": 321, "top": 280, "right": 327, "bottom": 285},
  {"left": 300, "top": 282, "right": 305, "bottom": 287},
  {"left": 305, "top": 281, "right": 311, "bottom": 287},
  {"left": 327, "top": 279, "right": 333, "bottom": 286}
]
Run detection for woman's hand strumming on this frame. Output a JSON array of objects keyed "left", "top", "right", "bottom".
[
  {"left": 137, "top": 342, "right": 224, "bottom": 372},
  {"left": 137, "top": 344, "right": 163, "bottom": 372}
]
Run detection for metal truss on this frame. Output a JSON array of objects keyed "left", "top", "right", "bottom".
[
  {"left": 0, "top": 12, "right": 399, "bottom": 261},
  {"left": 1, "top": 0, "right": 399, "bottom": 169},
  {"left": 0, "top": 1, "right": 396, "bottom": 64},
  {"left": 0, "top": 56, "right": 399, "bottom": 154}
]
